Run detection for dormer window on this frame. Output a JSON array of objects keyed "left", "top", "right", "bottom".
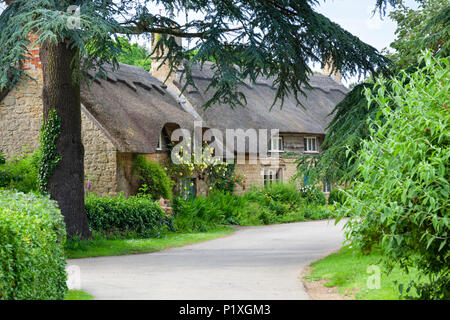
[
  {"left": 269, "top": 136, "right": 284, "bottom": 152},
  {"left": 157, "top": 133, "right": 163, "bottom": 151},
  {"left": 304, "top": 137, "right": 318, "bottom": 152}
]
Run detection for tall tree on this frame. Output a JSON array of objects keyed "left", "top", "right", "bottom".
[
  {"left": 0, "top": 0, "right": 397, "bottom": 238},
  {"left": 295, "top": 0, "right": 450, "bottom": 187}
]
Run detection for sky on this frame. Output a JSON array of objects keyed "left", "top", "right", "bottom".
[{"left": 310, "top": 0, "right": 419, "bottom": 84}]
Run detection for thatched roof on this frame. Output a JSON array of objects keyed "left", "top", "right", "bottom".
[
  {"left": 173, "top": 62, "right": 349, "bottom": 135},
  {"left": 81, "top": 63, "right": 197, "bottom": 153},
  {"left": 1, "top": 60, "right": 348, "bottom": 154}
]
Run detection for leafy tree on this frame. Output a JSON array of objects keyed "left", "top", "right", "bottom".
[
  {"left": 115, "top": 37, "right": 152, "bottom": 71},
  {"left": 295, "top": 0, "right": 450, "bottom": 187},
  {"left": 0, "top": 0, "right": 397, "bottom": 237},
  {"left": 338, "top": 53, "right": 449, "bottom": 299},
  {"left": 387, "top": 0, "right": 450, "bottom": 69}
]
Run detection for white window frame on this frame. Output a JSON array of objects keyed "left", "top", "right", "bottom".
[
  {"left": 156, "top": 133, "right": 163, "bottom": 151},
  {"left": 304, "top": 136, "right": 318, "bottom": 153},
  {"left": 268, "top": 136, "right": 284, "bottom": 152}
]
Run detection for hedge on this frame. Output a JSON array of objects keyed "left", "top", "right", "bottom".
[
  {"left": 85, "top": 192, "right": 174, "bottom": 238},
  {"left": 0, "top": 190, "right": 67, "bottom": 300}
]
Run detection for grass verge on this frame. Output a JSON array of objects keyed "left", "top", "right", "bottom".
[
  {"left": 303, "top": 245, "right": 419, "bottom": 299},
  {"left": 64, "top": 290, "right": 94, "bottom": 300},
  {"left": 65, "top": 226, "right": 235, "bottom": 259}
]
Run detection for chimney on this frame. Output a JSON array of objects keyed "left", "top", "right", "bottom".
[
  {"left": 23, "top": 33, "right": 42, "bottom": 73},
  {"left": 150, "top": 32, "right": 182, "bottom": 84},
  {"left": 321, "top": 57, "right": 341, "bottom": 82}
]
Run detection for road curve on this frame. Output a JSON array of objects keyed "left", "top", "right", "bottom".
[{"left": 67, "top": 219, "right": 345, "bottom": 300}]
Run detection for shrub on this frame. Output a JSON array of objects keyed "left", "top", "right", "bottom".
[
  {"left": 85, "top": 193, "right": 173, "bottom": 238},
  {"left": 133, "top": 155, "right": 173, "bottom": 200},
  {"left": 172, "top": 195, "right": 224, "bottom": 232},
  {"left": 339, "top": 53, "right": 449, "bottom": 299},
  {"left": 0, "top": 190, "right": 67, "bottom": 300},
  {"left": 299, "top": 185, "right": 326, "bottom": 205},
  {"left": 0, "top": 151, "right": 40, "bottom": 193},
  {"left": 328, "top": 188, "right": 346, "bottom": 205}
]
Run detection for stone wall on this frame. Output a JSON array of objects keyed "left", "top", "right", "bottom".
[
  {"left": 0, "top": 66, "right": 120, "bottom": 197},
  {"left": 0, "top": 69, "right": 43, "bottom": 157},
  {"left": 81, "top": 110, "right": 118, "bottom": 197}
]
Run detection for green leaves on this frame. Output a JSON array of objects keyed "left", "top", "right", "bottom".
[
  {"left": 38, "top": 109, "right": 61, "bottom": 194},
  {"left": 85, "top": 192, "right": 173, "bottom": 238},
  {"left": 339, "top": 52, "right": 449, "bottom": 300},
  {"left": 0, "top": 190, "right": 67, "bottom": 300},
  {"left": 1, "top": 0, "right": 390, "bottom": 110}
]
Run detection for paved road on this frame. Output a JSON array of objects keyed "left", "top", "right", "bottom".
[{"left": 67, "top": 220, "right": 345, "bottom": 300}]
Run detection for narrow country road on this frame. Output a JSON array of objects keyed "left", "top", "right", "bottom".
[{"left": 67, "top": 220, "right": 345, "bottom": 300}]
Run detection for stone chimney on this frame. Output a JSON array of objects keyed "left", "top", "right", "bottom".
[
  {"left": 150, "top": 32, "right": 182, "bottom": 84},
  {"left": 321, "top": 58, "right": 341, "bottom": 82}
]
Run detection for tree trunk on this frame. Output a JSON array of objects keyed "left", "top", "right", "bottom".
[{"left": 40, "top": 39, "right": 91, "bottom": 239}]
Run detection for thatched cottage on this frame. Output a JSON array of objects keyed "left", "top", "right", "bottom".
[{"left": 0, "top": 35, "right": 348, "bottom": 197}]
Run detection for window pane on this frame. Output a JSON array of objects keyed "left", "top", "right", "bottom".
[{"left": 312, "top": 138, "right": 316, "bottom": 151}]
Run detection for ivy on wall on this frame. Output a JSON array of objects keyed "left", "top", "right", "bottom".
[{"left": 38, "top": 109, "right": 62, "bottom": 194}]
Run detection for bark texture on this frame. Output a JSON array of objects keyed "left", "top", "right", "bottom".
[{"left": 40, "top": 39, "right": 91, "bottom": 239}]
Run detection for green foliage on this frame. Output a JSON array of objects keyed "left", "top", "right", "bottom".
[
  {"left": 0, "top": 150, "right": 40, "bottom": 193},
  {"left": 295, "top": 0, "right": 449, "bottom": 188},
  {"left": 115, "top": 37, "right": 151, "bottom": 71},
  {"left": 84, "top": 192, "right": 174, "bottom": 238},
  {"left": 0, "top": 190, "right": 67, "bottom": 300},
  {"left": 172, "top": 195, "right": 224, "bottom": 233},
  {"left": 387, "top": 0, "right": 450, "bottom": 69},
  {"left": 299, "top": 185, "right": 326, "bottom": 205},
  {"left": 172, "top": 183, "right": 334, "bottom": 231},
  {"left": 0, "top": 152, "right": 5, "bottom": 165},
  {"left": 0, "top": 0, "right": 391, "bottom": 110},
  {"left": 327, "top": 188, "right": 346, "bottom": 205},
  {"left": 294, "top": 81, "right": 379, "bottom": 186},
  {"left": 338, "top": 53, "right": 449, "bottom": 300},
  {"left": 210, "top": 163, "right": 246, "bottom": 192},
  {"left": 38, "top": 109, "right": 62, "bottom": 194},
  {"left": 133, "top": 155, "right": 173, "bottom": 200}
]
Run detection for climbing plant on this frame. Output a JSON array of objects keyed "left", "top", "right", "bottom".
[{"left": 38, "top": 109, "right": 62, "bottom": 194}]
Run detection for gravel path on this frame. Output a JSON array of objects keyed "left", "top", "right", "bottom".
[{"left": 67, "top": 219, "right": 345, "bottom": 300}]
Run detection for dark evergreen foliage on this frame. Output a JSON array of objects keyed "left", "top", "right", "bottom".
[{"left": 0, "top": 0, "right": 393, "bottom": 109}]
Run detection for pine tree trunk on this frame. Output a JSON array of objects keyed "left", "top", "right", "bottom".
[{"left": 40, "top": 39, "right": 91, "bottom": 239}]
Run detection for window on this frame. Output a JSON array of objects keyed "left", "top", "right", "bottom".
[
  {"left": 323, "top": 180, "right": 332, "bottom": 193},
  {"left": 156, "top": 133, "right": 163, "bottom": 150},
  {"left": 264, "top": 168, "right": 282, "bottom": 185},
  {"left": 269, "top": 136, "right": 284, "bottom": 152},
  {"left": 304, "top": 137, "right": 318, "bottom": 152}
]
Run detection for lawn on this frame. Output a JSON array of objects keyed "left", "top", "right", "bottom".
[
  {"left": 303, "top": 245, "right": 420, "bottom": 300},
  {"left": 64, "top": 290, "right": 94, "bottom": 300},
  {"left": 65, "top": 226, "right": 235, "bottom": 259}
]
